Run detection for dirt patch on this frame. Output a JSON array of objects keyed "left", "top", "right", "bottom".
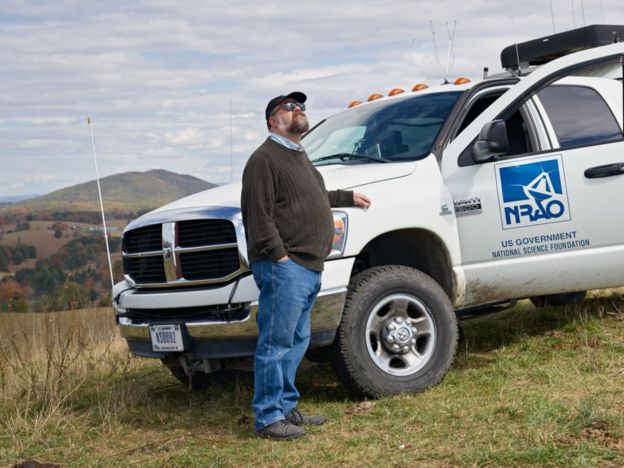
[
  {"left": 559, "top": 421, "right": 624, "bottom": 451},
  {"left": 580, "top": 422, "right": 624, "bottom": 450},
  {"left": 345, "top": 401, "right": 375, "bottom": 416},
  {"left": 13, "top": 460, "right": 60, "bottom": 468}
]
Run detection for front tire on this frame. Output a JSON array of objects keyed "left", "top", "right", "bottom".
[{"left": 331, "top": 266, "right": 458, "bottom": 398}]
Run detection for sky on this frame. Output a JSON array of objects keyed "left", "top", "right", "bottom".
[{"left": 1, "top": 0, "right": 623, "bottom": 197}]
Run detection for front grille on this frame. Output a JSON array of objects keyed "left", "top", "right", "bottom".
[
  {"left": 124, "top": 303, "right": 249, "bottom": 324},
  {"left": 178, "top": 219, "right": 236, "bottom": 247},
  {"left": 123, "top": 224, "right": 162, "bottom": 253},
  {"left": 122, "top": 218, "right": 242, "bottom": 286},
  {"left": 180, "top": 248, "right": 241, "bottom": 280},
  {"left": 124, "top": 256, "right": 167, "bottom": 283}
]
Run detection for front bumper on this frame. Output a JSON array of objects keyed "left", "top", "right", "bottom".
[{"left": 115, "top": 257, "right": 354, "bottom": 359}]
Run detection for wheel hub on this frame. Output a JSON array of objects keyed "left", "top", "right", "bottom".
[{"left": 381, "top": 316, "right": 417, "bottom": 354}]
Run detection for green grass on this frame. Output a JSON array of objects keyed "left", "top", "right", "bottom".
[{"left": 1, "top": 291, "right": 624, "bottom": 466}]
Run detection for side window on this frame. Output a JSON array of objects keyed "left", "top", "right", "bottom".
[
  {"left": 458, "top": 56, "right": 623, "bottom": 167},
  {"left": 457, "top": 94, "right": 500, "bottom": 134},
  {"left": 504, "top": 108, "right": 533, "bottom": 156},
  {"left": 457, "top": 99, "right": 534, "bottom": 166},
  {"left": 537, "top": 85, "right": 623, "bottom": 148}
]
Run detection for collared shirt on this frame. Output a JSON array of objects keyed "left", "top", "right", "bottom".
[{"left": 270, "top": 132, "right": 304, "bottom": 152}]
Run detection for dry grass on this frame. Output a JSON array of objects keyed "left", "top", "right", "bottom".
[
  {"left": 0, "top": 309, "right": 131, "bottom": 448},
  {"left": 1, "top": 292, "right": 624, "bottom": 467}
]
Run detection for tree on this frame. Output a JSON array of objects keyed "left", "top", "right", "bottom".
[
  {"left": 44, "top": 281, "right": 90, "bottom": 311},
  {"left": 108, "top": 237, "right": 121, "bottom": 252},
  {"left": 30, "top": 266, "right": 65, "bottom": 296},
  {"left": 113, "top": 260, "right": 124, "bottom": 282},
  {"left": 0, "top": 247, "right": 9, "bottom": 271},
  {"left": 11, "top": 249, "right": 24, "bottom": 265},
  {"left": 0, "top": 280, "right": 29, "bottom": 312}
]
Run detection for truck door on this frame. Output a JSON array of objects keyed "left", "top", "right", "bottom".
[{"left": 440, "top": 44, "right": 624, "bottom": 305}]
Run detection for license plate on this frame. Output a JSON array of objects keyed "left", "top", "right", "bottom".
[{"left": 149, "top": 324, "right": 184, "bottom": 352}]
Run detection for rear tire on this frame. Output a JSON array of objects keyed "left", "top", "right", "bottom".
[
  {"left": 331, "top": 266, "right": 458, "bottom": 398},
  {"left": 530, "top": 291, "right": 587, "bottom": 308}
]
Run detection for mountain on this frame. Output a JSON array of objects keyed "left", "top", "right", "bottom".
[
  {"left": 0, "top": 194, "right": 42, "bottom": 204},
  {"left": 6, "top": 169, "right": 217, "bottom": 212}
]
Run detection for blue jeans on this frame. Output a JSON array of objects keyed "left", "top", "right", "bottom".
[{"left": 251, "top": 259, "right": 322, "bottom": 430}]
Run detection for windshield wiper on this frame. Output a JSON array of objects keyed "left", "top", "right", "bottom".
[{"left": 311, "top": 153, "right": 388, "bottom": 164}]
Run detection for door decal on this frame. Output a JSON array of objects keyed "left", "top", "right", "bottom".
[{"left": 495, "top": 155, "right": 571, "bottom": 229}]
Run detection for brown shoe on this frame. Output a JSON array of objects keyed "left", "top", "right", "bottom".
[
  {"left": 255, "top": 419, "right": 305, "bottom": 440},
  {"left": 285, "top": 408, "right": 326, "bottom": 426}
]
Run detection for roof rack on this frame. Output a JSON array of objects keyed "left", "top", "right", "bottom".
[{"left": 501, "top": 24, "right": 624, "bottom": 71}]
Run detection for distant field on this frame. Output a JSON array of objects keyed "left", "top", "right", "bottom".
[
  {"left": 1, "top": 223, "right": 68, "bottom": 267},
  {"left": 1, "top": 291, "right": 624, "bottom": 466},
  {"left": 1, "top": 219, "right": 129, "bottom": 273}
]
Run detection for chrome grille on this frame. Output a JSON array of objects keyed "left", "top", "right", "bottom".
[
  {"left": 177, "top": 219, "right": 237, "bottom": 247},
  {"left": 124, "top": 256, "right": 167, "bottom": 283},
  {"left": 180, "top": 249, "right": 241, "bottom": 280},
  {"left": 123, "top": 224, "right": 162, "bottom": 253},
  {"left": 122, "top": 218, "right": 243, "bottom": 287}
]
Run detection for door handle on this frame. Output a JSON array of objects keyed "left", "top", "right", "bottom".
[{"left": 584, "top": 163, "right": 624, "bottom": 179}]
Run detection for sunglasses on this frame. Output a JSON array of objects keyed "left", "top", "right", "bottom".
[{"left": 272, "top": 101, "right": 306, "bottom": 116}]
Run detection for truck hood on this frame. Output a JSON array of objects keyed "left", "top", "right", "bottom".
[{"left": 149, "top": 161, "right": 416, "bottom": 215}]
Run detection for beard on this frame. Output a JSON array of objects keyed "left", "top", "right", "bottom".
[{"left": 289, "top": 114, "right": 310, "bottom": 134}]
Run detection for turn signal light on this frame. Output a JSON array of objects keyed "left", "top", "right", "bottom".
[
  {"left": 348, "top": 101, "right": 362, "bottom": 108},
  {"left": 412, "top": 83, "right": 429, "bottom": 91},
  {"left": 388, "top": 88, "right": 405, "bottom": 96},
  {"left": 368, "top": 93, "right": 384, "bottom": 101},
  {"left": 333, "top": 217, "right": 345, "bottom": 244},
  {"left": 328, "top": 212, "right": 348, "bottom": 259},
  {"left": 454, "top": 77, "right": 471, "bottom": 85}
]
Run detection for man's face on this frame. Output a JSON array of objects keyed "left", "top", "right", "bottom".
[{"left": 271, "top": 100, "right": 309, "bottom": 134}]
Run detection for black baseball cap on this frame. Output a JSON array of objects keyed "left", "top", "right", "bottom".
[{"left": 265, "top": 91, "right": 307, "bottom": 122}]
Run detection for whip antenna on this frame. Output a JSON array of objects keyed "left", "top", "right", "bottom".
[
  {"left": 430, "top": 20, "right": 447, "bottom": 83},
  {"left": 444, "top": 20, "right": 457, "bottom": 82},
  {"left": 511, "top": 16, "right": 522, "bottom": 76},
  {"left": 87, "top": 117, "right": 114, "bottom": 297},
  {"left": 230, "top": 100, "right": 233, "bottom": 182}
]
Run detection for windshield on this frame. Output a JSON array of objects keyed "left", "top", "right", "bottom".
[{"left": 304, "top": 91, "right": 462, "bottom": 165}]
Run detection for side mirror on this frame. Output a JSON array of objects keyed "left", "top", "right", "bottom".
[{"left": 471, "top": 120, "right": 510, "bottom": 163}]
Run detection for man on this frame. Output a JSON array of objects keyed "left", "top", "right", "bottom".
[{"left": 241, "top": 92, "right": 371, "bottom": 440}]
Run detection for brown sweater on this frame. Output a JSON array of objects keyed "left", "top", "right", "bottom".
[{"left": 241, "top": 137, "right": 354, "bottom": 271}]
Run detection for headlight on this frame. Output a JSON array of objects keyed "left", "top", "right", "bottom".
[{"left": 327, "top": 211, "right": 348, "bottom": 259}]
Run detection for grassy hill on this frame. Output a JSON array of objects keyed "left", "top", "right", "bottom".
[
  {"left": 4, "top": 169, "right": 216, "bottom": 212},
  {"left": 2, "top": 292, "right": 624, "bottom": 465}
]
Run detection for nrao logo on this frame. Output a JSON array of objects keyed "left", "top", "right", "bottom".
[{"left": 495, "top": 155, "right": 571, "bottom": 229}]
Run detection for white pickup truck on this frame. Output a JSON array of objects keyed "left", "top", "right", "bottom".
[{"left": 114, "top": 25, "right": 624, "bottom": 397}]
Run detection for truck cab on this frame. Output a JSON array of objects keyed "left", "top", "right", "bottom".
[{"left": 114, "top": 26, "right": 624, "bottom": 397}]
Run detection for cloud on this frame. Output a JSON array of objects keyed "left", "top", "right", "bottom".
[
  {"left": 163, "top": 127, "right": 206, "bottom": 145},
  {"left": 1, "top": 0, "right": 623, "bottom": 195}
]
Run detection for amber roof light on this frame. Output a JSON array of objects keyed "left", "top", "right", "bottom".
[
  {"left": 348, "top": 101, "right": 362, "bottom": 108},
  {"left": 388, "top": 88, "right": 405, "bottom": 96},
  {"left": 367, "top": 93, "right": 384, "bottom": 101},
  {"left": 412, "top": 83, "right": 429, "bottom": 91},
  {"left": 454, "top": 77, "right": 471, "bottom": 85}
]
